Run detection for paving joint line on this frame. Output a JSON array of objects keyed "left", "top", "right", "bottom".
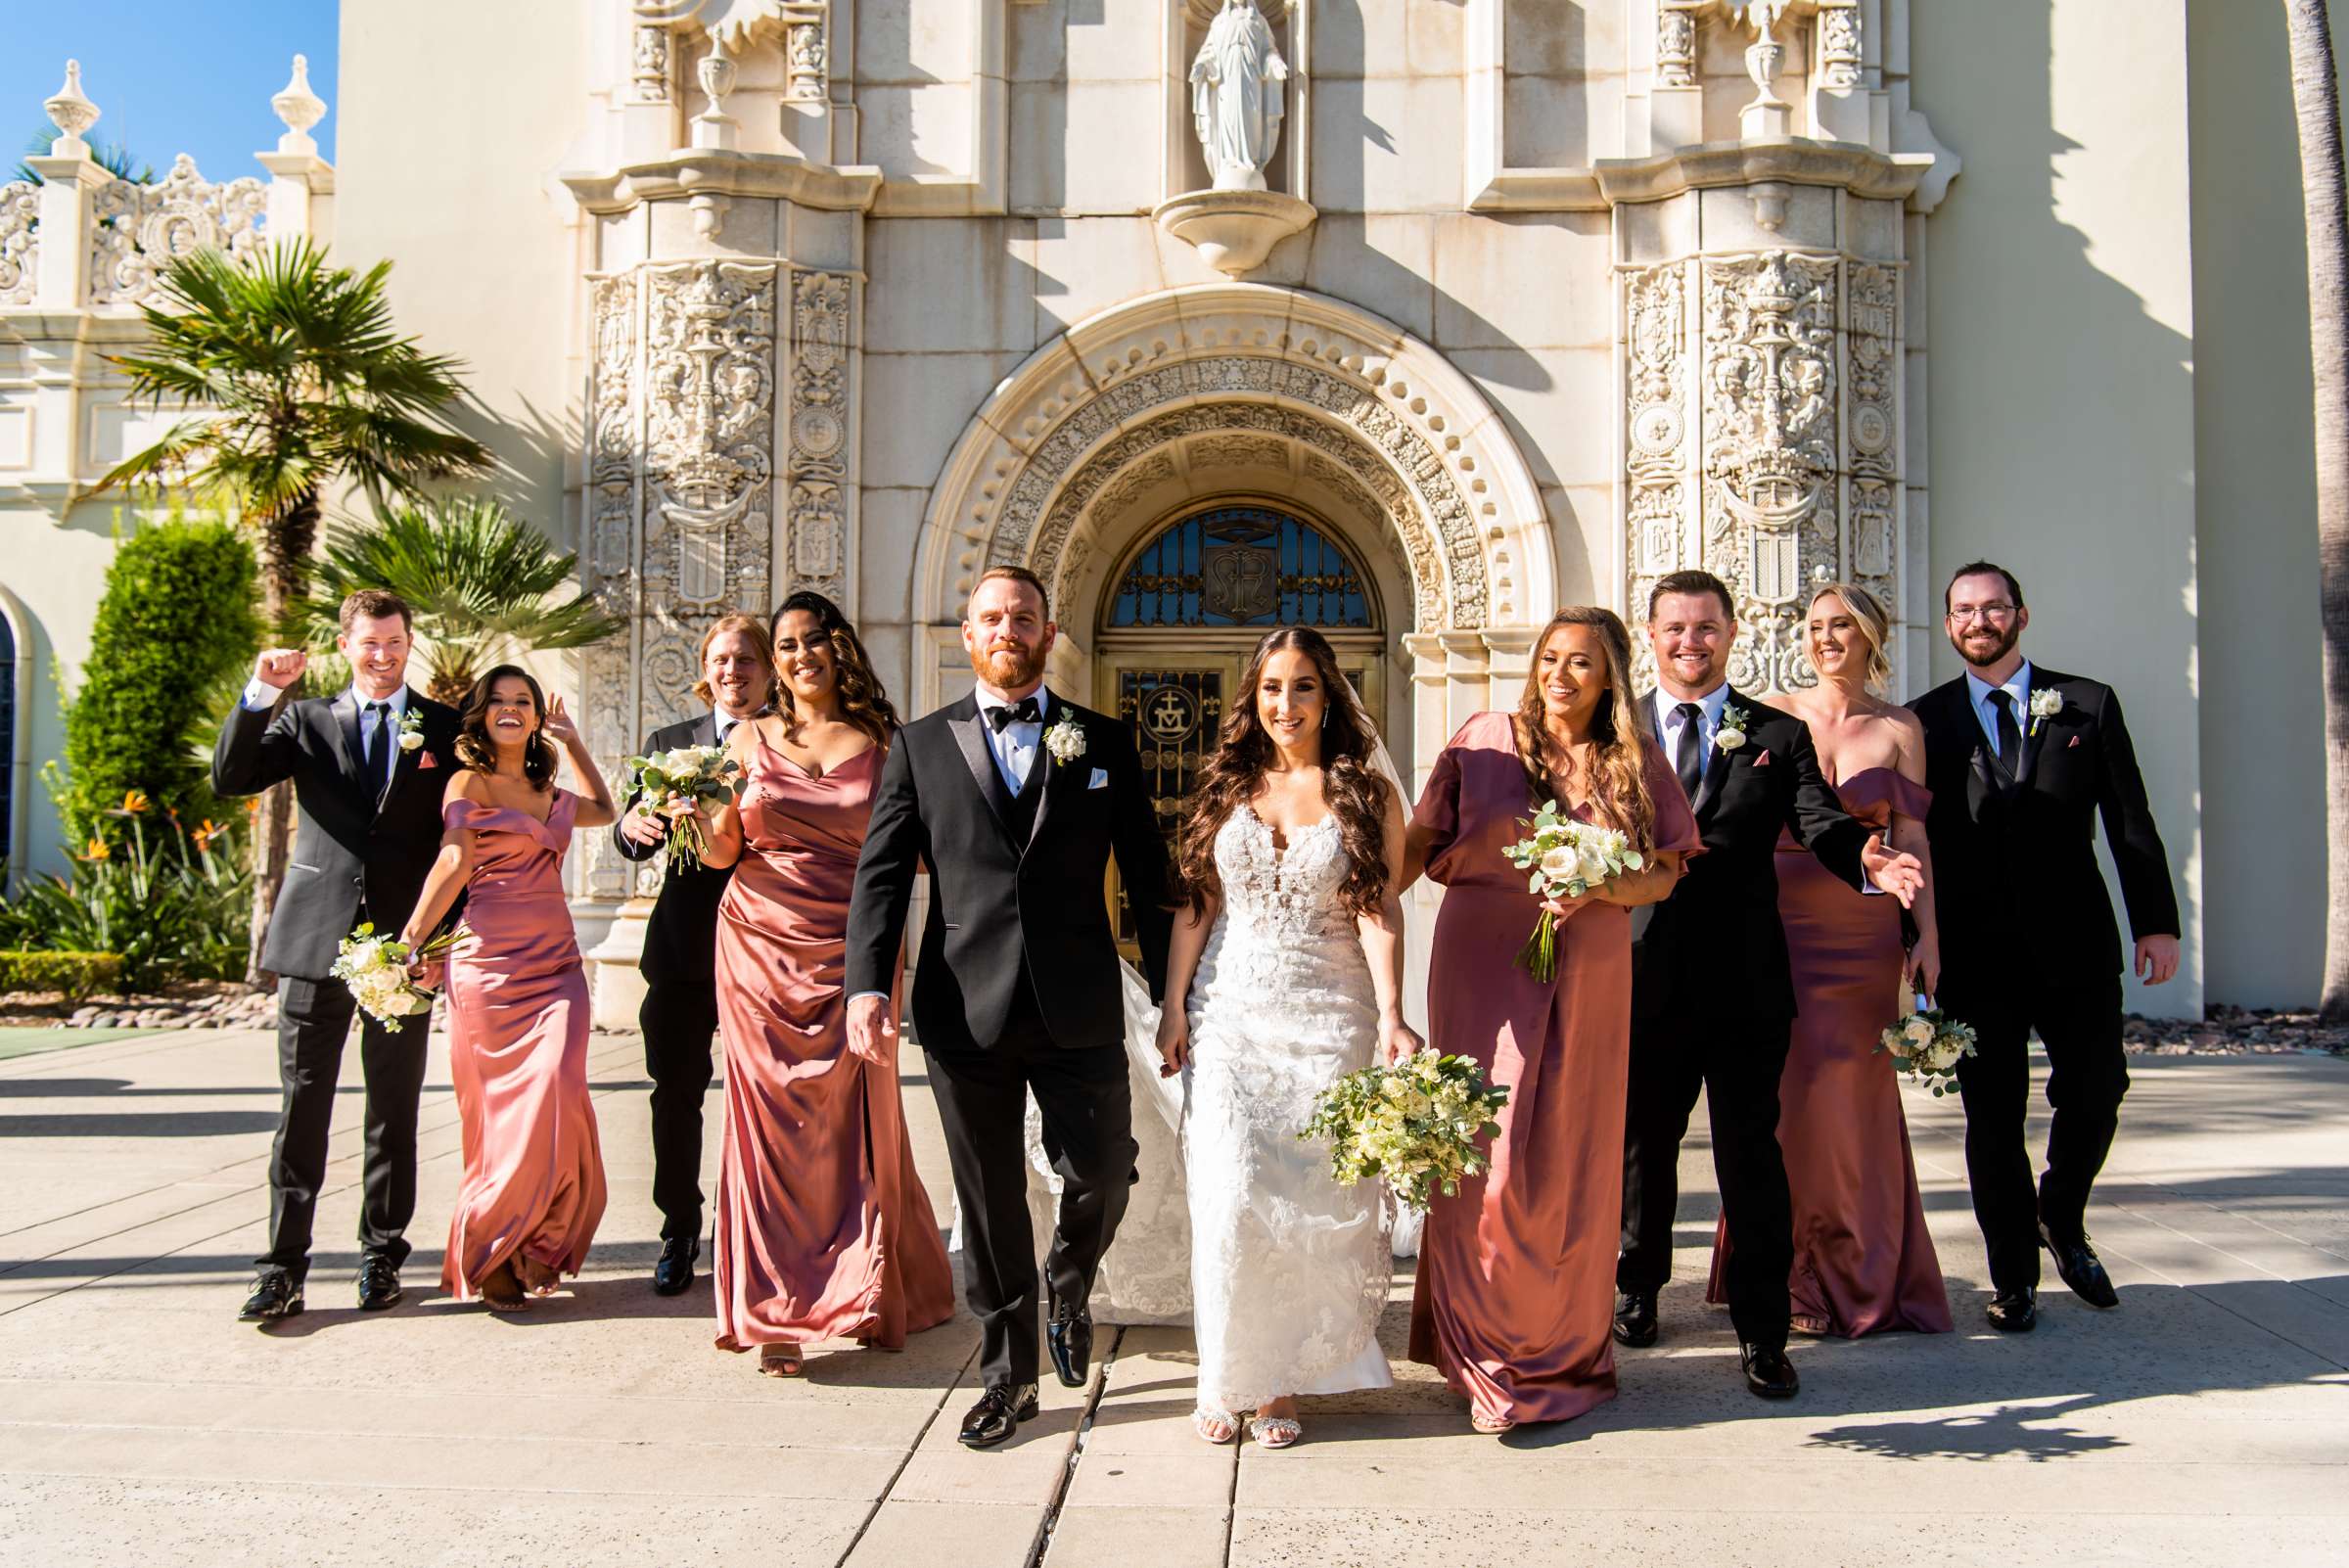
[
  {"left": 831, "top": 1340, "right": 980, "bottom": 1567},
  {"left": 1025, "top": 1324, "right": 1123, "bottom": 1568}
]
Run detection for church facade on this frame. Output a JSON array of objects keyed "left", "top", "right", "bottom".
[{"left": 1, "top": 1, "right": 2332, "bottom": 1017}]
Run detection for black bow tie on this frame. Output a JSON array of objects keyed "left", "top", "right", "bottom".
[{"left": 988, "top": 697, "right": 1041, "bottom": 732}]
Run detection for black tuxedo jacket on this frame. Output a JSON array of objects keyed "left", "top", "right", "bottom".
[
  {"left": 845, "top": 690, "right": 1174, "bottom": 1054},
  {"left": 211, "top": 686, "right": 462, "bottom": 980},
  {"left": 614, "top": 712, "right": 734, "bottom": 989},
  {"left": 1910, "top": 666, "right": 2178, "bottom": 985},
  {"left": 1631, "top": 687, "right": 1872, "bottom": 1022}
]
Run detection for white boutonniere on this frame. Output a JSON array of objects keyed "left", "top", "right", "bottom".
[
  {"left": 2027, "top": 687, "right": 2061, "bottom": 736},
  {"left": 1042, "top": 712, "right": 1087, "bottom": 766},
  {"left": 1715, "top": 701, "right": 1751, "bottom": 754},
  {"left": 397, "top": 710, "right": 426, "bottom": 753}
]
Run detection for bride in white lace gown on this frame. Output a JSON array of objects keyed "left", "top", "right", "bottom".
[{"left": 1150, "top": 628, "right": 1422, "bottom": 1449}]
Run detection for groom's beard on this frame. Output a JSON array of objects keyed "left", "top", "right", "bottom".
[
  {"left": 1951, "top": 621, "right": 2022, "bottom": 669},
  {"left": 971, "top": 643, "right": 1044, "bottom": 689}
]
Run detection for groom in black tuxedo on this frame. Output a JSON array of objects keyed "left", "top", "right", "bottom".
[
  {"left": 1614, "top": 570, "right": 1923, "bottom": 1398},
  {"left": 846, "top": 566, "right": 1172, "bottom": 1449},
  {"left": 1911, "top": 561, "right": 2178, "bottom": 1332},
  {"left": 211, "top": 590, "right": 460, "bottom": 1322}
]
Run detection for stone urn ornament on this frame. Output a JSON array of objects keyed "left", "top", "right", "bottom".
[{"left": 1153, "top": 0, "right": 1315, "bottom": 276}]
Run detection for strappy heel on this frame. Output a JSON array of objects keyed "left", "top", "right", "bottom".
[
  {"left": 1246, "top": 1413, "right": 1302, "bottom": 1449},
  {"left": 1192, "top": 1405, "right": 1239, "bottom": 1445},
  {"left": 759, "top": 1342, "right": 806, "bottom": 1377}
]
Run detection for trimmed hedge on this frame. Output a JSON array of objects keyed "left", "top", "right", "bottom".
[{"left": 0, "top": 950, "right": 124, "bottom": 999}]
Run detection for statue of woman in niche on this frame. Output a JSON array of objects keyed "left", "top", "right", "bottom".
[{"left": 1190, "top": 0, "right": 1289, "bottom": 192}]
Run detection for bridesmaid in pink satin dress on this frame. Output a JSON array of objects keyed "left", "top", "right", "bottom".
[
  {"left": 702, "top": 592, "right": 952, "bottom": 1376},
  {"left": 1705, "top": 583, "right": 1953, "bottom": 1336},
  {"left": 1403, "top": 610, "right": 1700, "bottom": 1433},
  {"left": 401, "top": 665, "right": 618, "bottom": 1311}
]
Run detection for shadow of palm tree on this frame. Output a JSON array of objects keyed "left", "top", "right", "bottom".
[{"left": 1802, "top": 1393, "right": 2126, "bottom": 1461}]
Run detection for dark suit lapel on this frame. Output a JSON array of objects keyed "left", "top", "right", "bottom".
[
  {"left": 1688, "top": 687, "right": 1739, "bottom": 820},
  {"left": 2017, "top": 666, "right": 2053, "bottom": 786},
  {"left": 376, "top": 689, "right": 431, "bottom": 815},
  {"left": 329, "top": 690, "right": 367, "bottom": 797},
  {"left": 1026, "top": 694, "right": 1071, "bottom": 850},
  {"left": 946, "top": 696, "right": 1019, "bottom": 841}
]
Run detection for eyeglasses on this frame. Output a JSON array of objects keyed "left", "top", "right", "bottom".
[{"left": 1945, "top": 603, "right": 2017, "bottom": 625}]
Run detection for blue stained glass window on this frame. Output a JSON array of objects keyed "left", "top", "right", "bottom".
[{"left": 1108, "top": 505, "right": 1373, "bottom": 628}]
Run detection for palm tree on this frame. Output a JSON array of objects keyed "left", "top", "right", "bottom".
[
  {"left": 95, "top": 240, "right": 494, "bottom": 980},
  {"left": 16, "top": 124, "right": 151, "bottom": 185},
  {"left": 295, "top": 499, "right": 627, "bottom": 706},
  {"left": 2285, "top": 0, "right": 2349, "bottom": 1021}
]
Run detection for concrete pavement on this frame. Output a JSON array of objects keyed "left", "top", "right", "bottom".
[{"left": 0, "top": 1024, "right": 2342, "bottom": 1566}]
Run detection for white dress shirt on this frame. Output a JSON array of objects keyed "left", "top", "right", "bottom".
[
  {"left": 1964, "top": 659, "right": 2034, "bottom": 753},
  {"left": 1654, "top": 681, "right": 1732, "bottom": 762},
  {"left": 974, "top": 684, "right": 1050, "bottom": 795}
]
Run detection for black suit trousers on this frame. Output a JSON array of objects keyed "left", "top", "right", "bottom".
[
  {"left": 641, "top": 977, "right": 719, "bottom": 1242},
  {"left": 923, "top": 982, "right": 1135, "bottom": 1388},
  {"left": 262, "top": 976, "right": 430, "bottom": 1278},
  {"left": 1618, "top": 1005, "right": 1796, "bottom": 1350},
  {"left": 1941, "top": 969, "right": 2127, "bottom": 1293}
]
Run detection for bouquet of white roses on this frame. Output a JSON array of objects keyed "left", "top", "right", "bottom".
[
  {"left": 1299, "top": 1048, "right": 1511, "bottom": 1212},
  {"left": 622, "top": 743, "right": 746, "bottom": 868},
  {"left": 1878, "top": 1003, "right": 1978, "bottom": 1096},
  {"left": 1499, "top": 803, "right": 1644, "bottom": 982},
  {"left": 330, "top": 922, "right": 459, "bottom": 1031}
]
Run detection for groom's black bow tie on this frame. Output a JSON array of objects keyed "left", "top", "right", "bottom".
[{"left": 988, "top": 697, "right": 1041, "bottom": 732}]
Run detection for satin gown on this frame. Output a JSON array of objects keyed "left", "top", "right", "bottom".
[
  {"left": 439, "top": 788, "right": 607, "bottom": 1299},
  {"left": 1408, "top": 713, "right": 1702, "bottom": 1425},
  {"left": 712, "top": 737, "right": 954, "bottom": 1353},
  {"left": 1705, "top": 766, "right": 1953, "bottom": 1335}
]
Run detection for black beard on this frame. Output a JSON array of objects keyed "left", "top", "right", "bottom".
[{"left": 1950, "top": 621, "right": 2021, "bottom": 669}]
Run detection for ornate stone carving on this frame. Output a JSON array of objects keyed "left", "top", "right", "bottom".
[
  {"left": 1624, "top": 261, "right": 1691, "bottom": 683},
  {"left": 584, "top": 270, "right": 643, "bottom": 899},
  {"left": 1657, "top": 3, "right": 1700, "bottom": 89},
  {"left": 88, "top": 156, "right": 266, "bottom": 308},
  {"left": 632, "top": 24, "right": 672, "bottom": 102},
  {"left": 783, "top": 269, "right": 852, "bottom": 602},
  {"left": 1190, "top": 0, "right": 1290, "bottom": 193},
  {"left": 785, "top": 5, "right": 829, "bottom": 102},
  {"left": 0, "top": 182, "right": 38, "bottom": 307},
  {"left": 1818, "top": 1, "right": 1863, "bottom": 90},
  {"left": 1845, "top": 261, "right": 1900, "bottom": 605},
  {"left": 1188, "top": 433, "right": 1288, "bottom": 471}
]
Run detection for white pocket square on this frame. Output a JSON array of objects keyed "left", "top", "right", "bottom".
[{"left": 1087, "top": 768, "right": 1109, "bottom": 789}]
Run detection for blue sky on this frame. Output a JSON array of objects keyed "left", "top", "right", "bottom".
[{"left": 4, "top": 2, "right": 338, "bottom": 181}]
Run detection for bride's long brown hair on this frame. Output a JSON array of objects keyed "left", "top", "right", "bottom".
[
  {"left": 1513, "top": 607, "right": 1661, "bottom": 851},
  {"left": 1174, "top": 627, "right": 1393, "bottom": 919}
]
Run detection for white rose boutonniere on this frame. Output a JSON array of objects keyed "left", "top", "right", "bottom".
[
  {"left": 1715, "top": 701, "right": 1751, "bottom": 754},
  {"left": 2028, "top": 687, "right": 2062, "bottom": 736},
  {"left": 396, "top": 710, "right": 426, "bottom": 753},
  {"left": 1042, "top": 712, "right": 1087, "bottom": 766}
]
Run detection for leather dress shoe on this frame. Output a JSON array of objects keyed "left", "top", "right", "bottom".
[
  {"left": 2042, "top": 1225, "right": 2119, "bottom": 1309},
  {"left": 355, "top": 1257, "right": 403, "bottom": 1312},
  {"left": 238, "top": 1268, "right": 303, "bottom": 1322},
  {"left": 1986, "top": 1286, "right": 2038, "bottom": 1332},
  {"left": 1739, "top": 1343, "right": 1799, "bottom": 1399},
  {"left": 653, "top": 1236, "right": 699, "bottom": 1297},
  {"left": 1046, "top": 1306, "right": 1094, "bottom": 1388},
  {"left": 1611, "top": 1291, "right": 1659, "bottom": 1348},
  {"left": 958, "top": 1382, "right": 1039, "bottom": 1449}
]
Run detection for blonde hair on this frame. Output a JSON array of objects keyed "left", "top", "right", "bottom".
[
  {"left": 1805, "top": 582, "right": 1893, "bottom": 693},
  {"left": 690, "top": 614, "right": 777, "bottom": 710}
]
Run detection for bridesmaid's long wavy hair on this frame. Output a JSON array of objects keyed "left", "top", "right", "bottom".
[
  {"left": 1513, "top": 607, "right": 1659, "bottom": 852},
  {"left": 454, "top": 664, "right": 558, "bottom": 789},
  {"left": 1175, "top": 627, "right": 1393, "bottom": 920},
  {"left": 770, "top": 590, "right": 900, "bottom": 747}
]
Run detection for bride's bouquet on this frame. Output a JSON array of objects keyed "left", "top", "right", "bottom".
[
  {"left": 1299, "top": 1049, "right": 1511, "bottom": 1212},
  {"left": 621, "top": 744, "right": 745, "bottom": 867},
  {"left": 1500, "top": 803, "right": 1643, "bottom": 982},
  {"left": 331, "top": 922, "right": 459, "bottom": 1030},
  {"left": 1878, "top": 1003, "right": 1978, "bottom": 1096}
]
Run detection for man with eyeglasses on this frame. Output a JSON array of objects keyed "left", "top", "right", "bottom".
[{"left": 1910, "top": 561, "right": 2179, "bottom": 1333}]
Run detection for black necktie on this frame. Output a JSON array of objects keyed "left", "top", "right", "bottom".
[
  {"left": 1672, "top": 702, "right": 1705, "bottom": 800},
  {"left": 1989, "top": 688, "right": 2022, "bottom": 774},
  {"left": 365, "top": 702, "right": 392, "bottom": 796},
  {"left": 988, "top": 696, "right": 1041, "bottom": 732}
]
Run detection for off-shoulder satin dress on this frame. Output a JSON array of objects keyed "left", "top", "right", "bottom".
[
  {"left": 1408, "top": 713, "right": 1702, "bottom": 1426},
  {"left": 1706, "top": 765, "right": 1953, "bottom": 1335},
  {"left": 712, "top": 736, "right": 953, "bottom": 1353},
  {"left": 439, "top": 788, "right": 607, "bottom": 1299}
]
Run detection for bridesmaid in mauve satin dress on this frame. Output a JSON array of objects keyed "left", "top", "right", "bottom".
[
  {"left": 703, "top": 592, "right": 953, "bottom": 1375},
  {"left": 1706, "top": 583, "right": 1952, "bottom": 1337},
  {"left": 1403, "top": 611, "right": 1700, "bottom": 1433},
  {"left": 400, "top": 666, "right": 619, "bottom": 1312}
]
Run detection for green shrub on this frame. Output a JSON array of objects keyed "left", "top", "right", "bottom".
[
  {"left": 0, "top": 950, "right": 124, "bottom": 999},
  {"left": 56, "top": 516, "right": 260, "bottom": 845},
  {"left": 0, "top": 822, "right": 250, "bottom": 989}
]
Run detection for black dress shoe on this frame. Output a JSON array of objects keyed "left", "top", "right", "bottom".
[
  {"left": 1739, "top": 1343, "right": 1799, "bottom": 1399},
  {"left": 1611, "top": 1291, "right": 1659, "bottom": 1348},
  {"left": 1046, "top": 1307, "right": 1094, "bottom": 1388},
  {"left": 1986, "top": 1286, "right": 2038, "bottom": 1332},
  {"left": 238, "top": 1268, "right": 303, "bottom": 1322},
  {"left": 2042, "top": 1225, "right": 2119, "bottom": 1309},
  {"left": 355, "top": 1257, "right": 403, "bottom": 1313},
  {"left": 653, "top": 1236, "right": 699, "bottom": 1297},
  {"left": 958, "top": 1382, "right": 1039, "bottom": 1450}
]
